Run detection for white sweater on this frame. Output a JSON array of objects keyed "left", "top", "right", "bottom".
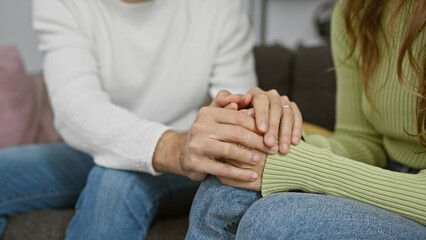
[{"left": 33, "top": 0, "right": 256, "bottom": 175}]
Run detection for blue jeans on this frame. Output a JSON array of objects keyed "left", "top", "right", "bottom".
[
  {"left": 187, "top": 164, "right": 426, "bottom": 239},
  {"left": 0, "top": 144, "right": 94, "bottom": 236},
  {"left": 66, "top": 166, "right": 199, "bottom": 240},
  {"left": 0, "top": 143, "right": 199, "bottom": 239}
]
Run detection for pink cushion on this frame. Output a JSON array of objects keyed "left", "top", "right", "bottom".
[
  {"left": 0, "top": 46, "right": 38, "bottom": 148},
  {"left": 0, "top": 46, "right": 61, "bottom": 148}
]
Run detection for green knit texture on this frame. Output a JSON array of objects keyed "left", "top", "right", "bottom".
[{"left": 262, "top": 1, "right": 426, "bottom": 226}]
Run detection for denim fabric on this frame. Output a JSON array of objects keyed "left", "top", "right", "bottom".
[
  {"left": 0, "top": 144, "right": 94, "bottom": 236},
  {"left": 0, "top": 143, "right": 199, "bottom": 240},
  {"left": 186, "top": 176, "right": 261, "bottom": 240},
  {"left": 187, "top": 161, "right": 425, "bottom": 239},
  {"left": 237, "top": 193, "right": 426, "bottom": 239},
  {"left": 66, "top": 166, "right": 199, "bottom": 240}
]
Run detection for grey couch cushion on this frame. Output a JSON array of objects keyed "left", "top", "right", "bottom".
[
  {"left": 254, "top": 45, "right": 293, "bottom": 97},
  {"left": 1, "top": 210, "right": 188, "bottom": 240},
  {"left": 291, "top": 45, "right": 336, "bottom": 130}
]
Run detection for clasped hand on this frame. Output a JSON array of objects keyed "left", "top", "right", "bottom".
[{"left": 180, "top": 88, "right": 302, "bottom": 191}]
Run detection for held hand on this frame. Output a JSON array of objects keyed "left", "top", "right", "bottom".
[
  {"left": 179, "top": 107, "right": 277, "bottom": 182},
  {"left": 217, "top": 146, "right": 267, "bottom": 191},
  {"left": 240, "top": 87, "right": 303, "bottom": 154}
]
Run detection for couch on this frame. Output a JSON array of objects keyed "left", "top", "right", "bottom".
[{"left": 1, "top": 44, "right": 336, "bottom": 240}]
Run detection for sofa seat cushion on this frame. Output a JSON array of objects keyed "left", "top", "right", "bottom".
[{"left": 1, "top": 210, "right": 189, "bottom": 240}]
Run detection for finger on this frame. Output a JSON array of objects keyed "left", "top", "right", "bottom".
[
  {"left": 238, "top": 92, "right": 253, "bottom": 109},
  {"left": 202, "top": 140, "right": 261, "bottom": 165},
  {"left": 278, "top": 103, "right": 294, "bottom": 154},
  {"left": 193, "top": 158, "right": 258, "bottom": 182},
  {"left": 218, "top": 176, "right": 260, "bottom": 191},
  {"left": 214, "top": 124, "right": 276, "bottom": 154},
  {"left": 239, "top": 108, "right": 255, "bottom": 118},
  {"left": 264, "top": 90, "right": 282, "bottom": 149},
  {"left": 252, "top": 91, "right": 269, "bottom": 133},
  {"left": 208, "top": 108, "right": 259, "bottom": 133},
  {"left": 211, "top": 90, "right": 242, "bottom": 108},
  {"left": 290, "top": 102, "right": 303, "bottom": 145},
  {"left": 224, "top": 102, "right": 238, "bottom": 110}
]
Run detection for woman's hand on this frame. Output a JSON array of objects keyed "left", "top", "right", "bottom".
[
  {"left": 214, "top": 88, "right": 303, "bottom": 155},
  {"left": 241, "top": 87, "right": 303, "bottom": 154}
]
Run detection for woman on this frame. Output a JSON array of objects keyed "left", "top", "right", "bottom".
[
  {"left": 0, "top": 0, "right": 304, "bottom": 239},
  {"left": 187, "top": 0, "right": 426, "bottom": 239}
]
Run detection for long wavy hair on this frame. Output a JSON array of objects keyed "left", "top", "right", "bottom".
[{"left": 342, "top": 0, "right": 426, "bottom": 151}]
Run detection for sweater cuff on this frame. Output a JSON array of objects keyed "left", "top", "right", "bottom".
[{"left": 140, "top": 123, "right": 171, "bottom": 176}]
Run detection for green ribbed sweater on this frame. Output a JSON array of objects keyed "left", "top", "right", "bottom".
[{"left": 262, "top": 1, "right": 426, "bottom": 226}]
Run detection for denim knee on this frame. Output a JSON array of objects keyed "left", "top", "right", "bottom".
[
  {"left": 75, "top": 166, "right": 158, "bottom": 215},
  {"left": 186, "top": 176, "right": 260, "bottom": 240}
]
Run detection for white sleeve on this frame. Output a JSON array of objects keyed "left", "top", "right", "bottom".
[
  {"left": 209, "top": 0, "right": 257, "bottom": 97},
  {"left": 33, "top": 0, "right": 169, "bottom": 175}
]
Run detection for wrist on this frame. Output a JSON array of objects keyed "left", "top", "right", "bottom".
[{"left": 153, "top": 130, "right": 186, "bottom": 175}]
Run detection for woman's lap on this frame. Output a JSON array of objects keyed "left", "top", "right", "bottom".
[{"left": 237, "top": 192, "right": 426, "bottom": 240}]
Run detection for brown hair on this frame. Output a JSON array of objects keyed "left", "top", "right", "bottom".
[{"left": 343, "top": 0, "right": 426, "bottom": 151}]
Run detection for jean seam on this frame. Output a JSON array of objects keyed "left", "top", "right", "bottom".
[{"left": 0, "top": 191, "right": 80, "bottom": 208}]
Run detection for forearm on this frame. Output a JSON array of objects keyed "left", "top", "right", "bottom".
[{"left": 262, "top": 141, "right": 426, "bottom": 226}]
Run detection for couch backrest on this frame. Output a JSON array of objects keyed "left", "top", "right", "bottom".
[{"left": 254, "top": 45, "right": 336, "bottom": 130}]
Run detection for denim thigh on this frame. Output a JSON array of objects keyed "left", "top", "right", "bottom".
[
  {"left": 237, "top": 192, "right": 426, "bottom": 240},
  {"left": 66, "top": 166, "right": 199, "bottom": 240},
  {"left": 0, "top": 143, "right": 94, "bottom": 236}
]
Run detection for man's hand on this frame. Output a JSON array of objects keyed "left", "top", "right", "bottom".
[{"left": 153, "top": 107, "right": 276, "bottom": 182}]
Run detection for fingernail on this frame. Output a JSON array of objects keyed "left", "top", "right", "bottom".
[
  {"left": 252, "top": 154, "right": 260, "bottom": 164},
  {"left": 269, "top": 145, "right": 278, "bottom": 153},
  {"left": 260, "top": 122, "right": 267, "bottom": 132},
  {"left": 281, "top": 144, "right": 289, "bottom": 153},
  {"left": 268, "top": 136, "right": 275, "bottom": 145},
  {"left": 251, "top": 173, "right": 258, "bottom": 181},
  {"left": 248, "top": 108, "right": 255, "bottom": 117},
  {"left": 293, "top": 137, "right": 300, "bottom": 144}
]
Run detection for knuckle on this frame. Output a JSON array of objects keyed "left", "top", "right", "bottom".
[
  {"left": 199, "top": 106, "right": 210, "bottom": 115},
  {"left": 268, "top": 89, "right": 279, "bottom": 96},
  {"left": 252, "top": 86, "right": 261, "bottom": 92},
  {"left": 256, "top": 93, "right": 268, "bottom": 102},
  {"left": 281, "top": 95, "right": 290, "bottom": 102}
]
